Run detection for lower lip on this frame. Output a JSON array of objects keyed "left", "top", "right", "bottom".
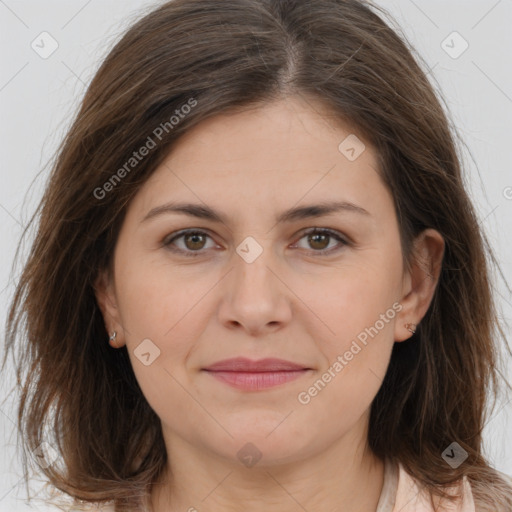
[{"left": 204, "top": 370, "right": 309, "bottom": 391}]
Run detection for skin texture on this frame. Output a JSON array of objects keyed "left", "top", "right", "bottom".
[{"left": 95, "top": 95, "right": 445, "bottom": 512}]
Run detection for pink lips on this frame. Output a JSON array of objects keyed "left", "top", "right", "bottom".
[{"left": 202, "top": 357, "right": 311, "bottom": 391}]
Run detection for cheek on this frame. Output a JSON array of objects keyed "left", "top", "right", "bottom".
[
  {"left": 295, "top": 274, "right": 399, "bottom": 431},
  {"left": 115, "top": 259, "right": 217, "bottom": 392},
  {"left": 302, "top": 250, "right": 402, "bottom": 412},
  {"left": 116, "top": 252, "right": 210, "bottom": 337},
  {"left": 116, "top": 263, "right": 208, "bottom": 424},
  {"left": 307, "top": 258, "right": 401, "bottom": 351}
]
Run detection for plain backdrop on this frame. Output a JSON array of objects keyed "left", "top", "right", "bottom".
[{"left": 1, "top": 0, "right": 511, "bottom": 510}]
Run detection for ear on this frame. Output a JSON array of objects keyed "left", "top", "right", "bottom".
[
  {"left": 394, "top": 228, "right": 445, "bottom": 342},
  {"left": 93, "top": 269, "right": 126, "bottom": 348}
]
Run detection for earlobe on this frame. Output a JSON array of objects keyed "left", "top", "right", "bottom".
[
  {"left": 93, "top": 270, "right": 126, "bottom": 348},
  {"left": 394, "top": 228, "right": 445, "bottom": 342},
  {"left": 405, "top": 323, "right": 417, "bottom": 334},
  {"left": 108, "top": 330, "right": 123, "bottom": 349}
]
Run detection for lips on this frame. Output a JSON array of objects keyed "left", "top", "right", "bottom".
[
  {"left": 202, "top": 357, "right": 311, "bottom": 391},
  {"left": 203, "top": 357, "right": 309, "bottom": 372}
]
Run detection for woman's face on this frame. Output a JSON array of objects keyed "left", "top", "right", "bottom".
[{"left": 96, "top": 95, "right": 442, "bottom": 467}]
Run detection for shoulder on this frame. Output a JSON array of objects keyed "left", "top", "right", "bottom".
[
  {"left": 68, "top": 503, "right": 116, "bottom": 511},
  {"left": 38, "top": 492, "right": 116, "bottom": 511},
  {"left": 38, "top": 484, "right": 117, "bottom": 511},
  {"left": 393, "top": 463, "right": 512, "bottom": 512},
  {"left": 393, "top": 462, "right": 475, "bottom": 512},
  {"left": 44, "top": 502, "right": 116, "bottom": 512}
]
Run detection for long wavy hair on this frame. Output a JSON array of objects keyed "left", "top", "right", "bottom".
[{"left": 4, "top": 0, "right": 512, "bottom": 510}]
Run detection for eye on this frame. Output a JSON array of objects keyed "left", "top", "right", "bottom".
[
  {"left": 162, "top": 229, "right": 217, "bottom": 257},
  {"left": 292, "top": 228, "right": 349, "bottom": 255},
  {"left": 162, "top": 227, "right": 349, "bottom": 257}
]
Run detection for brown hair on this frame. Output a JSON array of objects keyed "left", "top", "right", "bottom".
[{"left": 4, "top": 0, "right": 512, "bottom": 510}]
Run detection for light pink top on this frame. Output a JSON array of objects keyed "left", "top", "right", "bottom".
[
  {"left": 64, "top": 459, "right": 478, "bottom": 511},
  {"left": 377, "top": 459, "right": 475, "bottom": 512}
]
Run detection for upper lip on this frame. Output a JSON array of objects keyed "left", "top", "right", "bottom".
[{"left": 203, "top": 357, "right": 310, "bottom": 372}]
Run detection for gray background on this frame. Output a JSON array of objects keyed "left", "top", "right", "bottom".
[{"left": 1, "top": 0, "right": 511, "bottom": 510}]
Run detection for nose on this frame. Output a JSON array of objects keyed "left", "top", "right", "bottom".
[{"left": 217, "top": 240, "right": 293, "bottom": 337}]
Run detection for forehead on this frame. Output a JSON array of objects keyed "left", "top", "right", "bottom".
[
  {"left": 129, "top": 96, "right": 392, "bottom": 225},
  {"left": 165, "top": 96, "right": 373, "bottom": 170}
]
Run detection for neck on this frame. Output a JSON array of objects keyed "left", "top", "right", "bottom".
[{"left": 150, "top": 424, "right": 385, "bottom": 512}]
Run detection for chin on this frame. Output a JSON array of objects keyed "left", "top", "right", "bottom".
[{"left": 220, "top": 423, "right": 311, "bottom": 463}]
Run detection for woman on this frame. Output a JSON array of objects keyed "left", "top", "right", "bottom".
[{"left": 4, "top": 0, "right": 512, "bottom": 510}]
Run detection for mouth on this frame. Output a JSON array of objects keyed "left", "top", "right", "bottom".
[{"left": 201, "top": 357, "right": 312, "bottom": 391}]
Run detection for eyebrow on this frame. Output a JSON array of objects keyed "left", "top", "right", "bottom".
[{"left": 141, "top": 200, "right": 371, "bottom": 225}]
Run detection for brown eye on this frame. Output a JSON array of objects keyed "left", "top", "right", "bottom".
[
  {"left": 182, "top": 232, "right": 207, "bottom": 250},
  {"left": 163, "top": 230, "right": 216, "bottom": 257},
  {"left": 294, "top": 228, "right": 349, "bottom": 254},
  {"left": 307, "top": 232, "right": 330, "bottom": 250}
]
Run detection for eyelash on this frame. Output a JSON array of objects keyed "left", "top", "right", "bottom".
[{"left": 162, "top": 228, "right": 350, "bottom": 258}]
